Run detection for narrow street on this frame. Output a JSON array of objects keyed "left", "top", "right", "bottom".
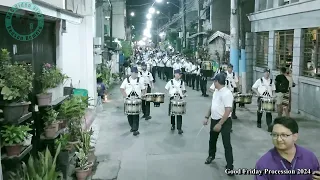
[{"left": 92, "top": 77, "right": 320, "bottom": 180}]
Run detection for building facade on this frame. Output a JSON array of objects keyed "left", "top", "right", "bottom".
[
  {"left": 0, "top": 0, "right": 98, "bottom": 105},
  {"left": 247, "top": 0, "right": 320, "bottom": 119}
]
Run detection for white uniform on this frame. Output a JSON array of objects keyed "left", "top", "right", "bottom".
[
  {"left": 225, "top": 71, "right": 238, "bottom": 92},
  {"left": 165, "top": 78, "right": 186, "bottom": 97},
  {"left": 211, "top": 87, "right": 233, "bottom": 119},
  {"left": 139, "top": 71, "right": 154, "bottom": 88},
  {"left": 196, "top": 65, "right": 201, "bottom": 75},
  {"left": 252, "top": 77, "right": 276, "bottom": 97},
  {"left": 120, "top": 76, "right": 145, "bottom": 98},
  {"left": 158, "top": 59, "right": 164, "bottom": 67},
  {"left": 172, "top": 62, "right": 182, "bottom": 72},
  {"left": 166, "top": 59, "right": 172, "bottom": 67},
  {"left": 191, "top": 64, "right": 197, "bottom": 74}
]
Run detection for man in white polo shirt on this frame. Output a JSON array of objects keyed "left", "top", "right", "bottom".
[{"left": 203, "top": 73, "right": 234, "bottom": 176}]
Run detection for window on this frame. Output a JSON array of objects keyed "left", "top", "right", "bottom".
[
  {"left": 256, "top": 32, "right": 269, "bottom": 67},
  {"left": 274, "top": 30, "right": 294, "bottom": 70},
  {"left": 302, "top": 28, "right": 320, "bottom": 79}
]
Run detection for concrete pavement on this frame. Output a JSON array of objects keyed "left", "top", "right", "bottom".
[{"left": 92, "top": 77, "right": 320, "bottom": 180}]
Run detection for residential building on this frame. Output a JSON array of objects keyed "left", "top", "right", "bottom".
[
  {"left": 0, "top": 0, "right": 97, "bottom": 105},
  {"left": 247, "top": 0, "right": 320, "bottom": 119}
]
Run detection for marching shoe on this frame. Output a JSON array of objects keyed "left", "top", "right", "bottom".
[
  {"left": 178, "top": 129, "right": 183, "bottom": 134},
  {"left": 145, "top": 116, "right": 152, "bottom": 120},
  {"left": 133, "top": 131, "right": 140, "bottom": 136},
  {"left": 171, "top": 126, "right": 175, "bottom": 130},
  {"left": 203, "top": 94, "right": 209, "bottom": 97},
  {"left": 231, "top": 115, "right": 238, "bottom": 119},
  {"left": 257, "top": 124, "right": 262, "bottom": 128},
  {"left": 204, "top": 156, "right": 214, "bottom": 164},
  {"left": 130, "top": 129, "right": 134, "bottom": 132},
  {"left": 141, "top": 115, "right": 146, "bottom": 118},
  {"left": 225, "top": 165, "right": 235, "bottom": 176}
]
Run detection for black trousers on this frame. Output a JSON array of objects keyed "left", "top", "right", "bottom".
[
  {"left": 142, "top": 85, "right": 151, "bottom": 116},
  {"left": 127, "top": 115, "right": 139, "bottom": 131},
  {"left": 164, "top": 67, "right": 170, "bottom": 81},
  {"left": 200, "top": 76, "right": 207, "bottom": 95},
  {"left": 191, "top": 74, "right": 199, "bottom": 90},
  {"left": 169, "top": 97, "right": 182, "bottom": 130},
  {"left": 181, "top": 68, "right": 186, "bottom": 81},
  {"left": 186, "top": 73, "right": 191, "bottom": 86},
  {"left": 257, "top": 97, "right": 272, "bottom": 126},
  {"left": 209, "top": 118, "right": 233, "bottom": 168},
  {"left": 158, "top": 67, "right": 163, "bottom": 79},
  {"left": 152, "top": 67, "right": 157, "bottom": 82}
]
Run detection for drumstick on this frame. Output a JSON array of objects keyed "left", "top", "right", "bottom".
[{"left": 196, "top": 125, "right": 205, "bottom": 137}]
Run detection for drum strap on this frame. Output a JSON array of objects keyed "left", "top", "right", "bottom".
[
  {"left": 171, "top": 79, "right": 183, "bottom": 88},
  {"left": 260, "top": 78, "right": 272, "bottom": 85}
]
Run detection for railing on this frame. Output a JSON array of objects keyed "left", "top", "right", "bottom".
[
  {"left": 302, "top": 28, "right": 320, "bottom": 79},
  {"left": 274, "top": 30, "right": 294, "bottom": 70},
  {"left": 255, "top": 32, "right": 269, "bottom": 67}
]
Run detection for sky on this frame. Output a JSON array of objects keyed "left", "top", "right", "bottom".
[{"left": 126, "top": 0, "right": 179, "bottom": 39}]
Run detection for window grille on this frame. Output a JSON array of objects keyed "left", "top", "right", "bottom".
[
  {"left": 274, "top": 30, "right": 294, "bottom": 70},
  {"left": 302, "top": 28, "right": 320, "bottom": 79},
  {"left": 256, "top": 32, "right": 269, "bottom": 67}
]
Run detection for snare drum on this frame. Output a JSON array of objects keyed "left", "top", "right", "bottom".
[
  {"left": 259, "top": 97, "right": 276, "bottom": 113},
  {"left": 153, "top": 92, "right": 165, "bottom": 103},
  {"left": 234, "top": 93, "right": 242, "bottom": 103},
  {"left": 144, "top": 93, "right": 154, "bottom": 102},
  {"left": 124, "top": 98, "right": 142, "bottom": 115},
  {"left": 241, "top": 94, "right": 253, "bottom": 104},
  {"left": 170, "top": 99, "right": 186, "bottom": 115},
  {"left": 201, "top": 61, "right": 212, "bottom": 70}
]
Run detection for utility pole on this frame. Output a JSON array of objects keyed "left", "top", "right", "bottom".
[
  {"left": 182, "top": 0, "right": 187, "bottom": 48},
  {"left": 239, "top": 0, "right": 246, "bottom": 93},
  {"left": 109, "top": 2, "right": 113, "bottom": 48},
  {"left": 230, "top": 0, "right": 239, "bottom": 76},
  {"left": 197, "top": 0, "right": 203, "bottom": 47}
]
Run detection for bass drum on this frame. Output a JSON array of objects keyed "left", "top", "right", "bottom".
[
  {"left": 124, "top": 98, "right": 142, "bottom": 115},
  {"left": 170, "top": 99, "right": 186, "bottom": 115}
]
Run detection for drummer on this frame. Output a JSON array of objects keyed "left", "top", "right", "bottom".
[
  {"left": 165, "top": 69, "right": 186, "bottom": 134},
  {"left": 139, "top": 62, "right": 154, "bottom": 120},
  {"left": 252, "top": 68, "right": 276, "bottom": 132},
  {"left": 120, "top": 67, "right": 146, "bottom": 136},
  {"left": 225, "top": 64, "right": 239, "bottom": 119}
]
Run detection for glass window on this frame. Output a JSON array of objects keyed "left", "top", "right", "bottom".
[
  {"left": 302, "top": 28, "right": 320, "bottom": 79},
  {"left": 274, "top": 30, "right": 294, "bottom": 70},
  {"left": 256, "top": 32, "right": 269, "bottom": 67}
]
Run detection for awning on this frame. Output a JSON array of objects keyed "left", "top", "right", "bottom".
[
  {"left": 187, "top": 32, "right": 207, "bottom": 39},
  {"left": 207, "top": 31, "right": 230, "bottom": 43}
]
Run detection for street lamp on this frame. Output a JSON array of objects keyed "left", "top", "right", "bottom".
[
  {"left": 156, "top": 0, "right": 162, "bottom": 3},
  {"left": 130, "top": 12, "right": 135, "bottom": 16},
  {"left": 149, "top": 7, "right": 155, "bottom": 14},
  {"left": 156, "top": 10, "right": 160, "bottom": 14},
  {"left": 146, "top": 13, "right": 152, "bottom": 19}
]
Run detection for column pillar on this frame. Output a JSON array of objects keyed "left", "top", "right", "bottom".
[
  {"left": 291, "top": 28, "right": 303, "bottom": 113},
  {"left": 245, "top": 32, "right": 254, "bottom": 91},
  {"left": 254, "top": 0, "right": 260, "bottom": 12},
  {"left": 268, "top": 31, "right": 275, "bottom": 70}
]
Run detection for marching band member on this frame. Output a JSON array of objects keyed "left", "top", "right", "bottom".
[
  {"left": 165, "top": 69, "right": 186, "bottom": 134},
  {"left": 139, "top": 62, "right": 154, "bottom": 120},
  {"left": 191, "top": 62, "right": 197, "bottom": 90},
  {"left": 172, "top": 59, "right": 182, "bottom": 74},
  {"left": 152, "top": 57, "right": 157, "bottom": 83},
  {"left": 203, "top": 73, "right": 234, "bottom": 175},
  {"left": 195, "top": 61, "right": 201, "bottom": 91},
  {"left": 186, "top": 60, "right": 192, "bottom": 87},
  {"left": 252, "top": 68, "right": 276, "bottom": 132},
  {"left": 158, "top": 56, "right": 165, "bottom": 80},
  {"left": 225, "top": 64, "right": 239, "bottom": 119},
  {"left": 120, "top": 67, "right": 146, "bottom": 136},
  {"left": 199, "top": 68, "right": 209, "bottom": 97}
]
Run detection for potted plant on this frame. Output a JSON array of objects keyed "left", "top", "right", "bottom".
[
  {"left": 0, "top": 49, "right": 34, "bottom": 122},
  {"left": 55, "top": 133, "right": 72, "bottom": 178},
  {"left": 76, "top": 130, "right": 94, "bottom": 176},
  {"left": 1, "top": 125, "right": 32, "bottom": 157},
  {"left": 75, "top": 148, "right": 89, "bottom": 180},
  {"left": 43, "top": 108, "right": 59, "bottom": 138},
  {"left": 8, "top": 144, "right": 63, "bottom": 180},
  {"left": 36, "top": 63, "right": 68, "bottom": 106}
]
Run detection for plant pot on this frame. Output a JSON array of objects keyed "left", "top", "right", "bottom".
[
  {"left": 86, "top": 161, "right": 94, "bottom": 176},
  {"left": 63, "top": 87, "right": 74, "bottom": 96},
  {"left": 2, "top": 102, "right": 30, "bottom": 123},
  {"left": 75, "top": 168, "right": 89, "bottom": 180},
  {"left": 23, "top": 134, "right": 33, "bottom": 146},
  {"left": 59, "top": 120, "right": 67, "bottom": 129},
  {"left": 67, "top": 140, "right": 80, "bottom": 150},
  {"left": 36, "top": 93, "right": 52, "bottom": 106},
  {"left": 5, "top": 144, "right": 22, "bottom": 157},
  {"left": 44, "top": 126, "right": 58, "bottom": 138},
  {"left": 88, "top": 147, "right": 96, "bottom": 163}
]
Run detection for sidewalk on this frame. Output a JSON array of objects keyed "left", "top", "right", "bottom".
[{"left": 91, "top": 79, "right": 320, "bottom": 180}]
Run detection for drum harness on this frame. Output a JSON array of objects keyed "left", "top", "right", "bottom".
[
  {"left": 126, "top": 77, "right": 140, "bottom": 99},
  {"left": 226, "top": 72, "right": 236, "bottom": 88},
  {"left": 139, "top": 71, "right": 151, "bottom": 87},
  {"left": 260, "top": 78, "right": 273, "bottom": 98}
]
